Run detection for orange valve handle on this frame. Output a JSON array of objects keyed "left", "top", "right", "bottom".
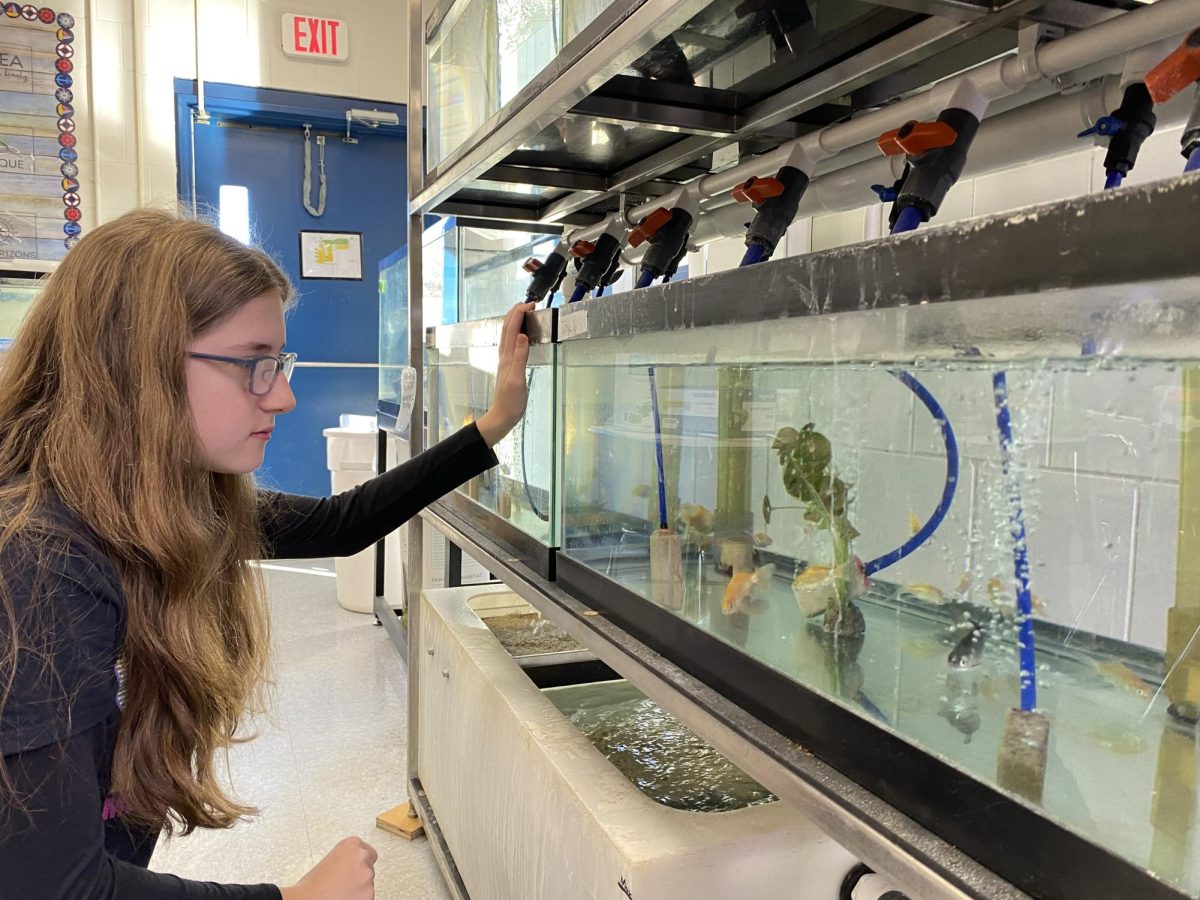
[
  {"left": 522, "top": 257, "right": 543, "bottom": 273},
  {"left": 877, "top": 120, "right": 959, "bottom": 157},
  {"left": 627, "top": 208, "right": 673, "bottom": 247},
  {"left": 1146, "top": 28, "right": 1200, "bottom": 104},
  {"left": 570, "top": 240, "right": 596, "bottom": 258},
  {"left": 732, "top": 176, "right": 785, "bottom": 204}
]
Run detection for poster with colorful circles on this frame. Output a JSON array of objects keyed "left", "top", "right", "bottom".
[{"left": 0, "top": 6, "right": 79, "bottom": 263}]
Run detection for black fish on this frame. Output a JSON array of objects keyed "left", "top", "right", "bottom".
[{"left": 948, "top": 622, "right": 986, "bottom": 670}]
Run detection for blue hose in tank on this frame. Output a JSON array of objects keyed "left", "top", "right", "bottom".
[
  {"left": 862, "top": 371, "right": 959, "bottom": 577},
  {"left": 518, "top": 369, "right": 548, "bottom": 523},
  {"left": 647, "top": 366, "right": 669, "bottom": 530},
  {"left": 740, "top": 244, "right": 767, "bottom": 267},
  {"left": 568, "top": 283, "right": 589, "bottom": 304},
  {"left": 1105, "top": 170, "right": 1125, "bottom": 190},
  {"left": 891, "top": 206, "right": 924, "bottom": 235},
  {"left": 1187, "top": 147, "right": 1200, "bottom": 173},
  {"left": 636, "top": 269, "right": 657, "bottom": 289},
  {"left": 993, "top": 370, "right": 1038, "bottom": 713}
]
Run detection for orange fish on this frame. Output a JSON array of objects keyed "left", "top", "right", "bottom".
[
  {"left": 1094, "top": 661, "right": 1153, "bottom": 698},
  {"left": 908, "top": 512, "right": 922, "bottom": 536},
  {"left": 901, "top": 582, "right": 946, "bottom": 605},
  {"left": 722, "top": 564, "right": 775, "bottom": 615}
]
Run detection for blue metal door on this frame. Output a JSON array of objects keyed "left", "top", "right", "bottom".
[{"left": 176, "top": 81, "right": 406, "bottom": 497}]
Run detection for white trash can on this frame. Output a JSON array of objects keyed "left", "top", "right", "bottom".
[{"left": 324, "top": 418, "right": 378, "bottom": 614}]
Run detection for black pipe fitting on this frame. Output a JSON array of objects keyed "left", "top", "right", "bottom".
[
  {"left": 639, "top": 208, "right": 694, "bottom": 280},
  {"left": 524, "top": 250, "right": 569, "bottom": 305},
  {"left": 575, "top": 232, "right": 622, "bottom": 293},
  {"left": 1105, "top": 82, "right": 1157, "bottom": 176},
  {"left": 1183, "top": 91, "right": 1200, "bottom": 161},
  {"left": 745, "top": 165, "right": 810, "bottom": 259},
  {"left": 662, "top": 242, "right": 690, "bottom": 282},
  {"left": 895, "top": 107, "right": 980, "bottom": 224},
  {"left": 873, "top": 162, "right": 910, "bottom": 230},
  {"left": 839, "top": 862, "right": 910, "bottom": 900}
]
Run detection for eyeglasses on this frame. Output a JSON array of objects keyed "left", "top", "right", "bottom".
[{"left": 186, "top": 351, "right": 298, "bottom": 396}]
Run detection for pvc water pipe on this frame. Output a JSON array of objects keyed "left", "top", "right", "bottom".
[
  {"left": 798, "top": 76, "right": 1194, "bottom": 218},
  {"left": 1121, "top": 38, "right": 1181, "bottom": 89},
  {"left": 566, "top": 0, "right": 1198, "bottom": 246}
]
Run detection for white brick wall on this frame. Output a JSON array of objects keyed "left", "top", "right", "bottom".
[{"left": 52, "top": 0, "right": 407, "bottom": 233}]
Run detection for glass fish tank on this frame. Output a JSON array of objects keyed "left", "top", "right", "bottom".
[
  {"left": 0, "top": 275, "right": 41, "bottom": 348},
  {"left": 552, "top": 181, "right": 1200, "bottom": 899},
  {"left": 426, "top": 311, "right": 558, "bottom": 576}
]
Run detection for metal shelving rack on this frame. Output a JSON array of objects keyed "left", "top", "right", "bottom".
[{"left": 397, "top": 2, "right": 1200, "bottom": 898}]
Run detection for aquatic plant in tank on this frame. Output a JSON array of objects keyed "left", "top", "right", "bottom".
[{"left": 771, "top": 424, "right": 865, "bottom": 639}]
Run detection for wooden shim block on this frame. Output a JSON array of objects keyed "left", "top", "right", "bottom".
[{"left": 375, "top": 801, "right": 425, "bottom": 841}]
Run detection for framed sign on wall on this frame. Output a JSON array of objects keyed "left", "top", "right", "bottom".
[{"left": 299, "top": 229, "right": 362, "bottom": 280}]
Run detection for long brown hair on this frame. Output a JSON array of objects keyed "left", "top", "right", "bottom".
[{"left": 0, "top": 207, "right": 294, "bottom": 833}]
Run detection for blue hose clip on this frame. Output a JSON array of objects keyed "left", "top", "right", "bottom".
[
  {"left": 1077, "top": 115, "right": 1126, "bottom": 139},
  {"left": 870, "top": 183, "right": 898, "bottom": 203}
]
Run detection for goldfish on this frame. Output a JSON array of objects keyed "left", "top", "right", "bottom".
[
  {"left": 632, "top": 483, "right": 653, "bottom": 499},
  {"left": 1094, "top": 660, "right": 1153, "bottom": 698},
  {"left": 680, "top": 502, "right": 715, "bottom": 534},
  {"left": 908, "top": 512, "right": 922, "bottom": 536},
  {"left": 900, "top": 583, "right": 947, "bottom": 605},
  {"left": 722, "top": 564, "right": 775, "bottom": 615},
  {"left": 1067, "top": 720, "right": 1146, "bottom": 756},
  {"left": 957, "top": 571, "right": 973, "bottom": 594}
]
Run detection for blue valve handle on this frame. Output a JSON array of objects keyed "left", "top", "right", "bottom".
[
  {"left": 870, "top": 183, "right": 898, "bottom": 203},
  {"left": 1077, "top": 115, "right": 1127, "bottom": 139}
]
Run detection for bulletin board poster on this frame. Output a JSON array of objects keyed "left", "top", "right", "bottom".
[
  {"left": 0, "top": 6, "right": 80, "bottom": 264},
  {"left": 299, "top": 230, "right": 363, "bottom": 280}
]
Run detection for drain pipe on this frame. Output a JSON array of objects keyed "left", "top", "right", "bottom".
[
  {"left": 194, "top": 0, "right": 210, "bottom": 124},
  {"left": 131, "top": 0, "right": 150, "bottom": 204},
  {"left": 85, "top": 0, "right": 102, "bottom": 222},
  {"left": 565, "top": 0, "right": 1197, "bottom": 249}
]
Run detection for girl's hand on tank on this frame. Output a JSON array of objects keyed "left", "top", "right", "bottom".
[
  {"left": 280, "top": 836, "right": 377, "bottom": 900},
  {"left": 477, "top": 301, "right": 534, "bottom": 448}
]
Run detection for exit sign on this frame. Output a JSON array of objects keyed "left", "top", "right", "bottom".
[{"left": 282, "top": 14, "right": 349, "bottom": 61}]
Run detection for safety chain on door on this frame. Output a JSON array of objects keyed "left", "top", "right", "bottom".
[{"left": 303, "top": 123, "right": 327, "bottom": 217}]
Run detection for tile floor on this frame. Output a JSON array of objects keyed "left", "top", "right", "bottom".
[{"left": 150, "top": 559, "right": 451, "bottom": 899}]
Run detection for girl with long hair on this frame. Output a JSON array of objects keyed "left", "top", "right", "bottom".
[{"left": 0, "top": 208, "right": 532, "bottom": 898}]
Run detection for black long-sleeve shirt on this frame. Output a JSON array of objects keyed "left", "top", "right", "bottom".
[{"left": 0, "top": 424, "right": 496, "bottom": 899}]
